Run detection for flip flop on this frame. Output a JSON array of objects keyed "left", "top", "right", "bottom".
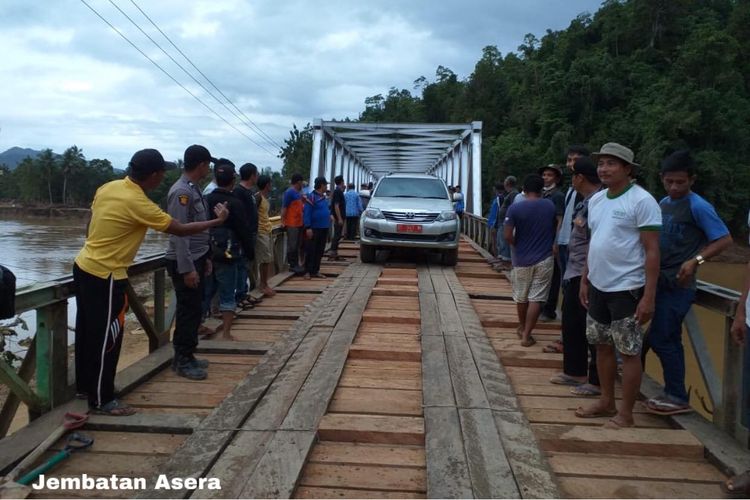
[
  {"left": 549, "top": 373, "right": 584, "bottom": 386},
  {"left": 570, "top": 384, "right": 602, "bottom": 396},
  {"left": 644, "top": 397, "right": 692, "bottom": 416},
  {"left": 92, "top": 399, "right": 136, "bottom": 416},
  {"left": 575, "top": 406, "right": 617, "bottom": 418},
  {"left": 722, "top": 470, "right": 750, "bottom": 498}
]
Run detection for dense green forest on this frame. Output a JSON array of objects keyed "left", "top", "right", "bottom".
[{"left": 281, "top": 0, "right": 750, "bottom": 233}]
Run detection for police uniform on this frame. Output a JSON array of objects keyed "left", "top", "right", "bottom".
[{"left": 165, "top": 174, "right": 210, "bottom": 362}]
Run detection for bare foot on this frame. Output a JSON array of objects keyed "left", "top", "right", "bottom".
[
  {"left": 262, "top": 287, "right": 276, "bottom": 297},
  {"left": 222, "top": 334, "right": 237, "bottom": 342},
  {"left": 604, "top": 414, "right": 634, "bottom": 429},
  {"left": 575, "top": 401, "right": 617, "bottom": 418}
]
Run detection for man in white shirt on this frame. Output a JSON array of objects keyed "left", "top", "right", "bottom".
[{"left": 576, "top": 143, "right": 661, "bottom": 429}]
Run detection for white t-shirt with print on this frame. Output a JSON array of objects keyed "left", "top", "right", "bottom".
[{"left": 587, "top": 183, "right": 662, "bottom": 292}]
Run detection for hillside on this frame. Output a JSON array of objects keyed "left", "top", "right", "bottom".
[{"left": 0, "top": 147, "right": 49, "bottom": 170}]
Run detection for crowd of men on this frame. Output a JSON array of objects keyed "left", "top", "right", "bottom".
[
  {"left": 71, "top": 145, "right": 373, "bottom": 415},
  {"left": 487, "top": 142, "right": 735, "bottom": 430}
]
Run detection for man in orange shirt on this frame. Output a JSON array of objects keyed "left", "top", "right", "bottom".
[{"left": 281, "top": 173, "right": 306, "bottom": 274}]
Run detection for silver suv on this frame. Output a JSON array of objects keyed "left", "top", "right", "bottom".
[{"left": 359, "top": 173, "right": 460, "bottom": 266}]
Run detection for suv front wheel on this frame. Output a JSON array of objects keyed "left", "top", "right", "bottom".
[
  {"left": 441, "top": 248, "right": 458, "bottom": 266},
  {"left": 360, "top": 244, "right": 376, "bottom": 263}
]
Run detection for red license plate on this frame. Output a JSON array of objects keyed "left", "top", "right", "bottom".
[{"left": 397, "top": 224, "right": 423, "bottom": 233}]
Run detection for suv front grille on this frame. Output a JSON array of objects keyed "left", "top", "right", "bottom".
[{"left": 382, "top": 210, "right": 440, "bottom": 223}]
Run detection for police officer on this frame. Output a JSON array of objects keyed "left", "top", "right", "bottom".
[{"left": 165, "top": 144, "right": 215, "bottom": 380}]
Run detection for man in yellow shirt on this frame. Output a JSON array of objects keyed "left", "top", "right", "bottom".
[
  {"left": 254, "top": 175, "right": 276, "bottom": 297},
  {"left": 73, "top": 149, "right": 228, "bottom": 416}
]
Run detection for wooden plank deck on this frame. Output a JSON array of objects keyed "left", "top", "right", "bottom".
[{"left": 3, "top": 238, "right": 744, "bottom": 499}]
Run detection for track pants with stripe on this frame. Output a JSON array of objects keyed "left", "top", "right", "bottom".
[{"left": 73, "top": 264, "right": 128, "bottom": 408}]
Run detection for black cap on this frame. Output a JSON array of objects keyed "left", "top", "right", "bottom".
[
  {"left": 214, "top": 159, "right": 236, "bottom": 185},
  {"left": 572, "top": 156, "right": 600, "bottom": 182},
  {"left": 129, "top": 149, "right": 176, "bottom": 177},
  {"left": 314, "top": 176, "right": 328, "bottom": 189},
  {"left": 184, "top": 144, "right": 217, "bottom": 168}
]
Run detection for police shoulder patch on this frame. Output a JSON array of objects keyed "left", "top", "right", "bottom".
[{"left": 178, "top": 194, "right": 190, "bottom": 206}]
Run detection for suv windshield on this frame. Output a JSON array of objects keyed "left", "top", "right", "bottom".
[{"left": 374, "top": 178, "right": 448, "bottom": 199}]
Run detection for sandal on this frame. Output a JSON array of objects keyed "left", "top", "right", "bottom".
[
  {"left": 575, "top": 406, "right": 617, "bottom": 418},
  {"left": 542, "top": 340, "right": 563, "bottom": 354},
  {"left": 549, "top": 373, "right": 584, "bottom": 386},
  {"left": 722, "top": 470, "right": 750, "bottom": 498},
  {"left": 520, "top": 337, "right": 536, "bottom": 347},
  {"left": 92, "top": 399, "right": 136, "bottom": 416},
  {"left": 570, "top": 383, "right": 602, "bottom": 396},
  {"left": 644, "top": 396, "right": 692, "bottom": 416}
]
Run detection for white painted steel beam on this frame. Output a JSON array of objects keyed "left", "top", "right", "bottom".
[{"left": 309, "top": 119, "right": 323, "bottom": 185}]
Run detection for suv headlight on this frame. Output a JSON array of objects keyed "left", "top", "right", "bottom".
[
  {"left": 364, "top": 208, "right": 385, "bottom": 219},
  {"left": 436, "top": 210, "right": 457, "bottom": 222}
]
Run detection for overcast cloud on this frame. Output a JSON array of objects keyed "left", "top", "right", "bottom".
[{"left": 1, "top": 0, "right": 602, "bottom": 170}]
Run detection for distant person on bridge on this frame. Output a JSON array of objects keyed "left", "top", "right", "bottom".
[
  {"left": 549, "top": 156, "right": 602, "bottom": 395},
  {"left": 486, "top": 181, "right": 505, "bottom": 259},
  {"left": 576, "top": 143, "right": 661, "bottom": 429},
  {"left": 642, "top": 150, "right": 731, "bottom": 416},
  {"left": 453, "top": 185, "right": 465, "bottom": 218},
  {"left": 328, "top": 175, "right": 346, "bottom": 261},
  {"left": 255, "top": 175, "right": 276, "bottom": 297},
  {"left": 491, "top": 176, "right": 518, "bottom": 271},
  {"left": 538, "top": 164, "right": 566, "bottom": 323},
  {"left": 205, "top": 161, "right": 255, "bottom": 342},
  {"left": 503, "top": 174, "right": 557, "bottom": 348},
  {"left": 303, "top": 177, "right": 331, "bottom": 279},
  {"left": 233, "top": 163, "right": 260, "bottom": 309},
  {"left": 165, "top": 145, "right": 217, "bottom": 380},
  {"left": 344, "top": 182, "right": 363, "bottom": 240},
  {"left": 74, "top": 148, "right": 228, "bottom": 416},
  {"left": 281, "top": 173, "right": 306, "bottom": 274}
]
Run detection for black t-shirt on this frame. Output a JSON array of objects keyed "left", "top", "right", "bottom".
[
  {"left": 207, "top": 188, "right": 255, "bottom": 260},
  {"left": 232, "top": 184, "right": 259, "bottom": 235},
  {"left": 331, "top": 187, "right": 346, "bottom": 219},
  {"left": 544, "top": 187, "right": 566, "bottom": 216}
]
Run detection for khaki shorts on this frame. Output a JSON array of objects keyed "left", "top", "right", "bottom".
[
  {"left": 510, "top": 256, "right": 554, "bottom": 303},
  {"left": 255, "top": 233, "right": 274, "bottom": 264}
]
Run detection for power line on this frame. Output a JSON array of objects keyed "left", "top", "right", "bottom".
[
  {"left": 78, "top": 0, "right": 277, "bottom": 157},
  {"left": 128, "top": 0, "right": 285, "bottom": 152},
  {"left": 108, "top": 0, "right": 282, "bottom": 154}
]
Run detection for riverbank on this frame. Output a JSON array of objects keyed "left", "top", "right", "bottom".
[{"left": 0, "top": 203, "right": 90, "bottom": 219}]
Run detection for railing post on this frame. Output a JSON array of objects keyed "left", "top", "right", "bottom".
[
  {"left": 716, "top": 316, "right": 743, "bottom": 438},
  {"left": 153, "top": 269, "right": 165, "bottom": 335},
  {"left": 35, "top": 301, "right": 69, "bottom": 411}
]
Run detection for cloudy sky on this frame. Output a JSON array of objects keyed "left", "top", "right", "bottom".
[{"left": 2, "top": 0, "right": 602, "bottom": 170}]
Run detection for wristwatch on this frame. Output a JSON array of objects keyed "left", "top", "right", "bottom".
[{"left": 695, "top": 255, "right": 705, "bottom": 265}]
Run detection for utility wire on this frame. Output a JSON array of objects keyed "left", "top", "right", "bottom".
[
  {"left": 128, "top": 0, "right": 284, "bottom": 152},
  {"left": 78, "top": 0, "right": 276, "bottom": 157},
  {"left": 108, "top": 0, "right": 281, "bottom": 154}
]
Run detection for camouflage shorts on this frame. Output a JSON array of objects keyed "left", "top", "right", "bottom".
[{"left": 586, "top": 314, "right": 644, "bottom": 356}]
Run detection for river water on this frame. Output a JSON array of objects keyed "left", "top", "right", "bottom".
[{"left": 0, "top": 214, "right": 746, "bottom": 417}]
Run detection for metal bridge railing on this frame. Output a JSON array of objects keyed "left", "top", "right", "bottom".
[
  {"left": 460, "top": 211, "right": 749, "bottom": 447},
  {"left": 0, "top": 220, "right": 289, "bottom": 438}
]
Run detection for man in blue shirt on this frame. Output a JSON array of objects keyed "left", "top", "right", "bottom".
[
  {"left": 644, "top": 150, "right": 732, "bottom": 415},
  {"left": 303, "top": 177, "right": 331, "bottom": 279},
  {"left": 504, "top": 175, "right": 558, "bottom": 347},
  {"left": 486, "top": 182, "right": 505, "bottom": 261},
  {"left": 344, "top": 182, "right": 363, "bottom": 240}
]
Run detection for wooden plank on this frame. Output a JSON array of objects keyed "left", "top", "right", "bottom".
[
  {"left": 239, "top": 430, "right": 317, "bottom": 499},
  {"left": 295, "top": 486, "right": 425, "bottom": 498},
  {"left": 0, "top": 399, "right": 88, "bottom": 473},
  {"left": 444, "top": 336, "right": 490, "bottom": 409},
  {"left": 546, "top": 452, "right": 726, "bottom": 482},
  {"left": 557, "top": 476, "right": 723, "bottom": 499},
  {"left": 329, "top": 387, "right": 423, "bottom": 416},
  {"left": 523, "top": 408, "right": 671, "bottom": 428},
  {"left": 235, "top": 310, "right": 301, "bottom": 320},
  {"left": 420, "top": 335, "right": 454, "bottom": 407},
  {"left": 114, "top": 345, "right": 173, "bottom": 395},
  {"left": 85, "top": 413, "right": 200, "bottom": 434},
  {"left": 339, "top": 373, "right": 421, "bottom": 391},
  {"left": 34, "top": 451, "right": 167, "bottom": 477},
  {"left": 422, "top": 407, "right": 473, "bottom": 498},
  {"left": 48, "top": 430, "right": 184, "bottom": 455},
  {"left": 196, "top": 340, "right": 270, "bottom": 354},
  {"left": 123, "top": 392, "right": 226, "bottom": 408},
  {"left": 317, "top": 414, "right": 424, "bottom": 446},
  {"left": 298, "top": 463, "right": 426, "bottom": 493},
  {"left": 466, "top": 337, "right": 519, "bottom": 412},
  {"left": 307, "top": 441, "right": 425, "bottom": 468},
  {"left": 354, "top": 333, "right": 420, "bottom": 346},
  {"left": 458, "top": 408, "right": 519, "bottom": 498},
  {"left": 517, "top": 395, "right": 650, "bottom": 412},
  {"left": 349, "top": 344, "right": 421, "bottom": 362},
  {"left": 197, "top": 430, "right": 272, "bottom": 499},
  {"left": 372, "top": 286, "right": 419, "bottom": 297},
  {"left": 361, "top": 311, "right": 421, "bottom": 325},
  {"left": 491, "top": 410, "right": 560, "bottom": 499},
  {"left": 436, "top": 292, "right": 464, "bottom": 337},
  {"left": 532, "top": 423, "right": 704, "bottom": 458}
]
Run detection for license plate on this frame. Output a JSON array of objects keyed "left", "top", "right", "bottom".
[{"left": 397, "top": 224, "right": 423, "bottom": 233}]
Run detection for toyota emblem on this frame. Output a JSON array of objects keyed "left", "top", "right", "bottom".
[{"left": 405, "top": 212, "right": 415, "bottom": 219}]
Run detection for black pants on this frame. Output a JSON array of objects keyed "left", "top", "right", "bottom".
[
  {"left": 166, "top": 254, "right": 207, "bottom": 359},
  {"left": 330, "top": 222, "right": 343, "bottom": 255},
  {"left": 345, "top": 217, "right": 358, "bottom": 240},
  {"left": 543, "top": 256, "right": 562, "bottom": 318},
  {"left": 561, "top": 276, "right": 599, "bottom": 385},
  {"left": 73, "top": 264, "right": 128, "bottom": 408},
  {"left": 286, "top": 227, "right": 302, "bottom": 269},
  {"left": 306, "top": 228, "right": 328, "bottom": 275}
]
